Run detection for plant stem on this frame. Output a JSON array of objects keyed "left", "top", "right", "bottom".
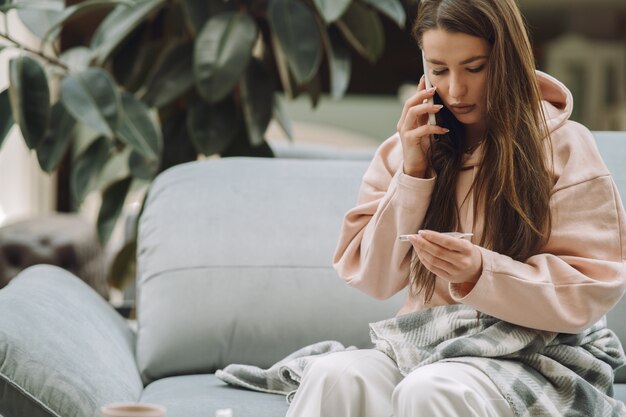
[{"left": 0, "top": 30, "right": 69, "bottom": 71}]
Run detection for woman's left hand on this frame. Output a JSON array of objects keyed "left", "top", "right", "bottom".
[{"left": 408, "top": 230, "right": 483, "bottom": 285}]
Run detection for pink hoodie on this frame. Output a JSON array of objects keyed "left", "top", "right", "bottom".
[{"left": 333, "top": 71, "right": 626, "bottom": 334}]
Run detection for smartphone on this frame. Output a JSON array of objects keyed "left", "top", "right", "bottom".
[
  {"left": 422, "top": 51, "right": 437, "bottom": 126},
  {"left": 398, "top": 232, "right": 473, "bottom": 241}
]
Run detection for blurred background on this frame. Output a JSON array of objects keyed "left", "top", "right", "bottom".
[
  {"left": 271, "top": 0, "right": 626, "bottom": 142},
  {"left": 2, "top": 0, "right": 626, "bottom": 223},
  {"left": 0, "top": 0, "right": 624, "bottom": 304}
]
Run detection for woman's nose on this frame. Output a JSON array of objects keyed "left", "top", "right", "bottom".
[{"left": 448, "top": 74, "right": 467, "bottom": 99}]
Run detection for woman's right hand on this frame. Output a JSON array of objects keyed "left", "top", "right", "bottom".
[{"left": 396, "top": 77, "right": 449, "bottom": 178}]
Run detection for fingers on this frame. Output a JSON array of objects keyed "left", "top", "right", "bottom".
[
  {"left": 399, "top": 87, "right": 436, "bottom": 125},
  {"left": 401, "top": 124, "right": 449, "bottom": 144},
  {"left": 415, "top": 247, "right": 454, "bottom": 278},
  {"left": 416, "top": 251, "right": 452, "bottom": 280},
  {"left": 419, "top": 230, "right": 470, "bottom": 251},
  {"left": 398, "top": 103, "right": 447, "bottom": 136},
  {"left": 407, "top": 231, "right": 474, "bottom": 273},
  {"left": 406, "top": 103, "right": 445, "bottom": 130},
  {"left": 416, "top": 238, "right": 457, "bottom": 263},
  {"left": 397, "top": 86, "right": 438, "bottom": 132}
]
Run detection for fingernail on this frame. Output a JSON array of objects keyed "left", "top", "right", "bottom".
[
  {"left": 442, "top": 128, "right": 450, "bottom": 133},
  {"left": 428, "top": 87, "right": 437, "bottom": 93},
  {"left": 434, "top": 104, "right": 444, "bottom": 110}
]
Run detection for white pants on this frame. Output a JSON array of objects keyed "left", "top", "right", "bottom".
[{"left": 286, "top": 349, "right": 515, "bottom": 417}]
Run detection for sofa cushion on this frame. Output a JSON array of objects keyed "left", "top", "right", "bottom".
[
  {"left": 136, "top": 158, "right": 404, "bottom": 383},
  {"left": 140, "top": 374, "right": 288, "bottom": 417},
  {"left": 0, "top": 266, "right": 142, "bottom": 417}
]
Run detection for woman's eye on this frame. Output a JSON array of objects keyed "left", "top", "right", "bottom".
[
  {"left": 468, "top": 64, "right": 485, "bottom": 73},
  {"left": 432, "top": 69, "right": 447, "bottom": 76}
]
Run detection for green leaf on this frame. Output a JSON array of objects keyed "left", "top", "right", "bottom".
[
  {"left": 323, "top": 26, "right": 351, "bottom": 99},
  {"left": 313, "top": 0, "right": 351, "bottom": 23},
  {"left": 60, "top": 47, "right": 94, "bottom": 72},
  {"left": 361, "top": 0, "right": 405, "bottom": 28},
  {"left": 14, "top": 0, "right": 63, "bottom": 38},
  {"left": 273, "top": 94, "right": 293, "bottom": 141},
  {"left": 116, "top": 92, "right": 162, "bottom": 161},
  {"left": 315, "top": 18, "right": 350, "bottom": 99},
  {"left": 181, "top": 0, "right": 208, "bottom": 35},
  {"left": 180, "top": 0, "right": 237, "bottom": 35},
  {"left": 36, "top": 101, "right": 75, "bottom": 172},
  {"left": 128, "top": 150, "right": 157, "bottom": 180},
  {"left": 141, "top": 40, "right": 194, "bottom": 108},
  {"left": 90, "top": 0, "right": 167, "bottom": 65},
  {"left": 42, "top": 0, "right": 132, "bottom": 46},
  {"left": 304, "top": 72, "right": 322, "bottom": 109},
  {"left": 96, "top": 146, "right": 131, "bottom": 190},
  {"left": 97, "top": 176, "right": 132, "bottom": 245},
  {"left": 61, "top": 68, "right": 120, "bottom": 138},
  {"left": 71, "top": 136, "right": 111, "bottom": 203},
  {"left": 240, "top": 59, "right": 273, "bottom": 147},
  {"left": 72, "top": 119, "right": 102, "bottom": 156},
  {"left": 0, "top": 89, "right": 14, "bottom": 150},
  {"left": 187, "top": 97, "right": 240, "bottom": 156},
  {"left": 270, "top": 33, "right": 299, "bottom": 99},
  {"left": 194, "top": 12, "right": 258, "bottom": 103},
  {"left": 0, "top": 0, "right": 59, "bottom": 11},
  {"left": 8, "top": 55, "right": 50, "bottom": 149},
  {"left": 268, "top": 0, "right": 322, "bottom": 84},
  {"left": 336, "top": 2, "right": 384, "bottom": 62},
  {"left": 108, "top": 239, "right": 137, "bottom": 289}
]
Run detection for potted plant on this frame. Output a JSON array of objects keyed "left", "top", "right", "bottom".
[{"left": 0, "top": 0, "right": 409, "bottom": 289}]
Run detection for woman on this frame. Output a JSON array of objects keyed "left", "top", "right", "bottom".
[{"left": 285, "top": 0, "right": 626, "bottom": 416}]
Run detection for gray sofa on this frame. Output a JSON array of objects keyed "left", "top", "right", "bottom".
[{"left": 0, "top": 131, "right": 624, "bottom": 417}]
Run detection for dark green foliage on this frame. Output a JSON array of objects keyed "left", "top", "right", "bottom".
[{"left": 0, "top": 0, "right": 406, "bottom": 285}]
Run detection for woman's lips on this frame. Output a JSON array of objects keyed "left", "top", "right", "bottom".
[{"left": 450, "top": 104, "right": 476, "bottom": 115}]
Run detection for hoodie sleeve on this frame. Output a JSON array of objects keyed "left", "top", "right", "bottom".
[
  {"left": 450, "top": 123, "right": 626, "bottom": 333},
  {"left": 333, "top": 134, "right": 436, "bottom": 299}
]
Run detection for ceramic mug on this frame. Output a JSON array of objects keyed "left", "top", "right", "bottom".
[{"left": 100, "top": 403, "right": 166, "bottom": 417}]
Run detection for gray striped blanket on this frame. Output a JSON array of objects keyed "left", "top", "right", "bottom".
[
  {"left": 216, "top": 340, "right": 355, "bottom": 401},
  {"left": 217, "top": 305, "right": 626, "bottom": 416}
]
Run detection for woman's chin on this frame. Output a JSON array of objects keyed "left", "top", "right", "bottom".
[{"left": 454, "top": 112, "right": 482, "bottom": 126}]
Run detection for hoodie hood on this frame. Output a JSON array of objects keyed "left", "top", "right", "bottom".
[{"left": 536, "top": 70, "right": 573, "bottom": 134}]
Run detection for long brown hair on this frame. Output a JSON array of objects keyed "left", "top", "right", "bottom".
[{"left": 410, "top": 0, "right": 552, "bottom": 300}]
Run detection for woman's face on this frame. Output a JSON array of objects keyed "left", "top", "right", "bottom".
[{"left": 422, "top": 29, "right": 490, "bottom": 136}]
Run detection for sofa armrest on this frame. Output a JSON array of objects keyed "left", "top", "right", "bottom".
[
  {"left": 595, "top": 131, "right": 626, "bottom": 385},
  {"left": 0, "top": 265, "right": 143, "bottom": 417}
]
